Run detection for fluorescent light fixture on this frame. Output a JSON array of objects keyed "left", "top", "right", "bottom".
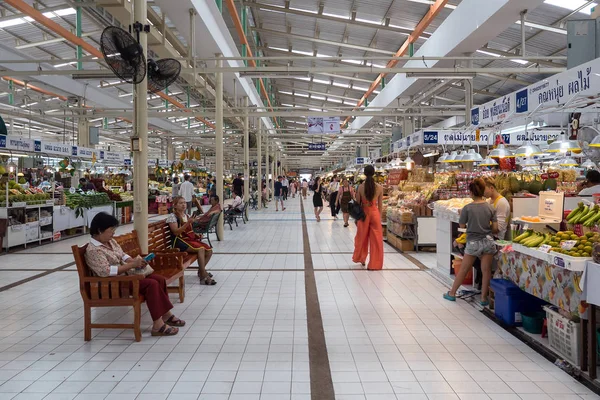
[
  {"left": 0, "top": 7, "right": 75, "bottom": 29},
  {"left": 514, "top": 142, "right": 543, "bottom": 157},
  {"left": 239, "top": 72, "right": 310, "bottom": 78},
  {"left": 544, "top": 0, "right": 597, "bottom": 15},
  {"left": 462, "top": 148, "right": 483, "bottom": 162},
  {"left": 406, "top": 72, "right": 475, "bottom": 79},
  {"left": 443, "top": 151, "right": 459, "bottom": 163},
  {"left": 514, "top": 20, "right": 567, "bottom": 35},
  {"left": 547, "top": 133, "right": 581, "bottom": 153}
]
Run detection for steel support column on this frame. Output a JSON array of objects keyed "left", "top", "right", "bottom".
[
  {"left": 133, "top": 0, "right": 149, "bottom": 252},
  {"left": 257, "top": 119, "right": 262, "bottom": 207},
  {"left": 243, "top": 96, "right": 250, "bottom": 200},
  {"left": 215, "top": 54, "right": 225, "bottom": 239},
  {"left": 76, "top": 1, "right": 82, "bottom": 71}
]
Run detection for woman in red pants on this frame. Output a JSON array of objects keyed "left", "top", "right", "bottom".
[
  {"left": 85, "top": 212, "right": 185, "bottom": 336},
  {"left": 353, "top": 165, "right": 384, "bottom": 270}
]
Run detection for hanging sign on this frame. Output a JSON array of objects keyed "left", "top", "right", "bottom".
[
  {"left": 0, "top": 135, "right": 35, "bottom": 152},
  {"left": 183, "top": 160, "right": 198, "bottom": 168},
  {"left": 472, "top": 94, "right": 513, "bottom": 126},
  {"left": 123, "top": 159, "right": 132, "bottom": 166},
  {"left": 472, "top": 57, "right": 600, "bottom": 126},
  {"left": 308, "top": 143, "right": 326, "bottom": 151},
  {"left": 148, "top": 159, "right": 157, "bottom": 167},
  {"left": 158, "top": 159, "right": 170, "bottom": 167},
  {"left": 307, "top": 116, "right": 341, "bottom": 134},
  {"left": 355, "top": 157, "right": 369, "bottom": 165},
  {"left": 41, "top": 141, "right": 72, "bottom": 157},
  {"left": 103, "top": 151, "right": 123, "bottom": 163}
]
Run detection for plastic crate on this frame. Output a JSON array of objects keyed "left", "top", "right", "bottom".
[
  {"left": 490, "top": 279, "right": 547, "bottom": 326},
  {"left": 544, "top": 306, "right": 580, "bottom": 366}
]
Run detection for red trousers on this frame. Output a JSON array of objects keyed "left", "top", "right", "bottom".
[
  {"left": 140, "top": 274, "right": 173, "bottom": 321},
  {"left": 353, "top": 204, "right": 384, "bottom": 270}
]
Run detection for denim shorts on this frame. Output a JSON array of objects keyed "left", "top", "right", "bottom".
[
  {"left": 465, "top": 238, "right": 496, "bottom": 257},
  {"left": 274, "top": 195, "right": 282, "bottom": 201}
]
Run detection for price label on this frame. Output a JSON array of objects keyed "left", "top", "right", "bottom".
[
  {"left": 538, "top": 244, "right": 552, "bottom": 253},
  {"left": 523, "top": 224, "right": 529, "bottom": 230},
  {"left": 560, "top": 240, "right": 578, "bottom": 250}
]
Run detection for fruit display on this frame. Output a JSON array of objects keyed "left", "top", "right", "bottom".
[
  {"left": 120, "top": 192, "right": 134, "bottom": 201},
  {"left": 0, "top": 181, "right": 52, "bottom": 206},
  {"left": 104, "top": 174, "right": 126, "bottom": 189},
  {"left": 513, "top": 229, "right": 598, "bottom": 257},
  {"left": 65, "top": 192, "right": 111, "bottom": 218},
  {"left": 90, "top": 178, "right": 122, "bottom": 201},
  {"left": 566, "top": 203, "right": 600, "bottom": 227}
]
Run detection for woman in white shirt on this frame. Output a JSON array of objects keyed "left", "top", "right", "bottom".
[{"left": 483, "top": 178, "right": 510, "bottom": 240}]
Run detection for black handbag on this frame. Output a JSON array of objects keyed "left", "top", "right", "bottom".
[{"left": 349, "top": 200, "right": 365, "bottom": 221}]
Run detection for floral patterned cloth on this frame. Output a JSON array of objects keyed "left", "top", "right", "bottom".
[
  {"left": 84, "top": 238, "right": 131, "bottom": 277},
  {"left": 497, "top": 251, "right": 586, "bottom": 318}
]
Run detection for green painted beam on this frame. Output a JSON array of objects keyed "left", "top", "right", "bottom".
[
  {"left": 215, "top": 0, "right": 222, "bottom": 13},
  {"left": 409, "top": 43, "right": 414, "bottom": 57},
  {"left": 8, "top": 80, "right": 13, "bottom": 105},
  {"left": 76, "top": 2, "right": 82, "bottom": 70}
]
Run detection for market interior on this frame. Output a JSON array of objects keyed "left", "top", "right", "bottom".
[{"left": 2, "top": 0, "right": 600, "bottom": 398}]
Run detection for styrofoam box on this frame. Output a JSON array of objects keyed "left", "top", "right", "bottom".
[{"left": 548, "top": 252, "right": 590, "bottom": 272}]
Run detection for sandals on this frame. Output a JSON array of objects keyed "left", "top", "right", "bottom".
[
  {"left": 200, "top": 276, "right": 217, "bottom": 285},
  {"left": 480, "top": 300, "right": 489, "bottom": 307},
  {"left": 344, "top": 223, "right": 349, "bottom": 227},
  {"left": 443, "top": 292, "right": 456, "bottom": 302},
  {"left": 151, "top": 324, "right": 179, "bottom": 336},
  {"left": 165, "top": 315, "right": 186, "bottom": 327}
]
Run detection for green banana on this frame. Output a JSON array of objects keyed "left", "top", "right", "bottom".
[
  {"left": 573, "top": 206, "right": 590, "bottom": 224},
  {"left": 567, "top": 203, "right": 584, "bottom": 220},
  {"left": 513, "top": 230, "right": 532, "bottom": 243}
]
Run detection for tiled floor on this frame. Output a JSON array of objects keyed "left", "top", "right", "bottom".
[{"left": 0, "top": 195, "right": 596, "bottom": 400}]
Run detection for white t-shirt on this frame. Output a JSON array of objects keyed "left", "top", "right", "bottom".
[
  {"left": 282, "top": 179, "right": 289, "bottom": 188},
  {"left": 231, "top": 195, "right": 243, "bottom": 210},
  {"left": 579, "top": 184, "right": 600, "bottom": 196},
  {"left": 329, "top": 181, "right": 339, "bottom": 193},
  {"left": 179, "top": 181, "right": 194, "bottom": 202},
  {"left": 489, "top": 196, "right": 511, "bottom": 240}
]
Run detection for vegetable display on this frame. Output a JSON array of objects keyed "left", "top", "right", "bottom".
[{"left": 65, "top": 192, "right": 111, "bottom": 218}]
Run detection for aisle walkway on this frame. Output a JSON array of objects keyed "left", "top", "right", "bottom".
[{"left": 0, "top": 196, "right": 596, "bottom": 400}]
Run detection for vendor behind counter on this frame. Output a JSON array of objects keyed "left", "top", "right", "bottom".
[{"left": 578, "top": 170, "right": 600, "bottom": 195}]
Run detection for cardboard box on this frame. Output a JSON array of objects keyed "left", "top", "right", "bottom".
[{"left": 400, "top": 239, "right": 414, "bottom": 252}]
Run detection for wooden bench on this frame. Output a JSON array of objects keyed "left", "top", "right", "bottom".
[{"left": 72, "top": 244, "right": 186, "bottom": 342}]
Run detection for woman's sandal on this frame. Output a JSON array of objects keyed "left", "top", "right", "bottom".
[
  {"left": 164, "top": 315, "right": 186, "bottom": 327},
  {"left": 151, "top": 324, "right": 179, "bottom": 336},
  {"left": 200, "top": 276, "right": 217, "bottom": 285},
  {"left": 443, "top": 292, "right": 456, "bottom": 302}
]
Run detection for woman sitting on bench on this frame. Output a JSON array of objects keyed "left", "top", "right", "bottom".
[
  {"left": 85, "top": 212, "right": 185, "bottom": 336},
  {"left": 167, "top": 196, "right": 216, "bottom": 285}
]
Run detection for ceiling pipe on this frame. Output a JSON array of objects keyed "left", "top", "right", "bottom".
[{"left": 2, "top": 0, "right": 214, "bottom": 129}]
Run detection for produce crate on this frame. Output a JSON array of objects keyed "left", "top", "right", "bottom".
[
  {"left": 401, "top": 212, "right": 414, "bottom": 223},
  {"left": 400, "top": 239, "right": 414, "bottom": 251},
  {"left": 544, "top": 306, "right": 580, "bottom": 366}
]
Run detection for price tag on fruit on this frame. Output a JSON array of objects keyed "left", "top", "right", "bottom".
[
  {"left": 538, "top": 244, "right": 552, "bottom": 253},
  {"left": 560, "top": 240, "right": 578, "bottom": 250}
]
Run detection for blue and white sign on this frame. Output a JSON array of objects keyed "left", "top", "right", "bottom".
[
  {"left": 124, "top": 159, "right": 132, "bottom": 166},
  {"left": 355, "top": 157, "right": 366, "bottom": 165},
  {"left": 307, "top": 116, "right": 341, "bottom": 134},
  {"left": 34, "top": 140, "right": 42, "bottom": 152},
  {"left": 103, "top": 151, "right": 123, "bottom": 163},
  {"left": 0, "top": 135, "right": 35, "bottom": 152},
  {"left": 516, "top": 89, "right": 528, "bottom": 113},
  {"left": 471, "top": 107, "right": 480, "bottom": 126},
  {"left": 41, "top": 141, "right": 72, "bottom": 156},
  {"left": 423, "top": 131, "right": 439, "bottom": 144},
  {"left": 500, "top": 133, "right": 511, "bottom": 144},
  {"left": 308, "top": 143, "right": 326, "bottom": 151},
  {"left": 71, "top": 146, "right": 78, "bottom": 156}
]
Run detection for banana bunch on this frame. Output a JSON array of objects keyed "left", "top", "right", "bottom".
[
  {"left": 513, "top": 230, "right": 550, "bottom": 248},
  {"left": 567, "top": 203, "right": 600, "bottom": 226},
  {"left": 456, "top": 233, "right": 467, "bottom": 244}
]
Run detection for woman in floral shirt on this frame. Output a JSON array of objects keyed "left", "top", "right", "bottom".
[{"left": 85, "top": 212, "right": 185, "bottom": 336}]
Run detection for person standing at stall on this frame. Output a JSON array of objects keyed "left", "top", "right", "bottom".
[
  {"left": 484, "top": 178, "right": 510, "bottom": 240},
  {"left": 444, "top": 178, "right": 498, "bottom": 306},
  {"left": 179, "top": 175, "right": 195, "bottom": 214},
  {"left": 352, "top": 165, "right": 384, "bottom": 270}
]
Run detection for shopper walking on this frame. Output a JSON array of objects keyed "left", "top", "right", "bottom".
[
  {"left": 443, "top": 178, "right": 498, "bottom": 306},
  {"left": 312, "top": 177, "right": 324, "bottom": 221},
  {"left": 352, "top": 165, "right": 384, "bottom": 270},
  {"left": 291, "top": 180, "right": 297, "bottom": 198},
  {"left": 328, "top": 176, "right": 340, "bottom": 219},
  {"left": 301, "top": 179, "right": 309, "bottom": 199},
  {"left": 336, "top": 177, "right": 355, "bottom": 227},
  {"left": 282, "top": 176, "right": 289, "bottom": 200},
  {"left": 274, "top": 176, "right": 286, "bottom": 211},
  {"left": 180, "top": 174, "right": 195, "bottom": 214}
]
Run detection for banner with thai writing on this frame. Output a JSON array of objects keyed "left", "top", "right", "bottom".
[{"left": 0, "top": 135, "right": 35, "bottom": 152}]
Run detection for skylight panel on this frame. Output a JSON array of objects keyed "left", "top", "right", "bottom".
[
  {"left": 544, "top": 0, "right": 597, "bottom": 14},
  {"left": 0, "top": 8, "right": 76, "bottom": 29}
]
